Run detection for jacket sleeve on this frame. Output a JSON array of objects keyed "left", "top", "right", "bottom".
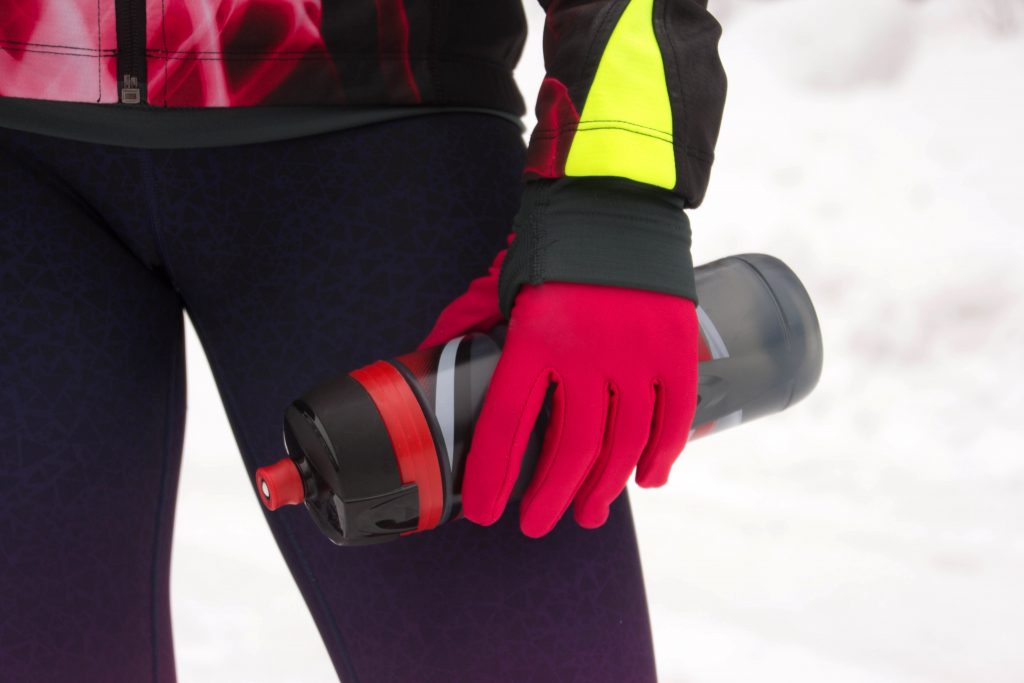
[
  {"left": 523, "top": 0, "right": 726, "bottom": 207},
  {"left": 497, "top": 0, "right": 728, "bottom": 319}
]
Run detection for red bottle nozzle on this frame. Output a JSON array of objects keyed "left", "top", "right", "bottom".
[{"left": 255, "top": 458, "right": 305, "bottom": 510}]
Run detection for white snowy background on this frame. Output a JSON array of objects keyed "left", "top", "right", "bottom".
[{"left": 170, "top": 0, "right": 1024, "bottom": 680}]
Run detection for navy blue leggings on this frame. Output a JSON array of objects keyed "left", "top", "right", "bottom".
[{"left": 0, "top": 114, "right": 656, "bottom": 683}]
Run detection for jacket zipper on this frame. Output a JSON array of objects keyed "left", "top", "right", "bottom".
[{"left": 115, "top": 0, "right": 147, "bottom": 104}]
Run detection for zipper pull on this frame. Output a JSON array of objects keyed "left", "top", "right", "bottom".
[{"left": 120, "top": 74, "right": 141, "bottom": 104}]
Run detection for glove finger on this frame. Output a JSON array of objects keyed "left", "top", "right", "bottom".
[
  {"left": 518, "top": 374, "right": 610, "bottom": 538},
  {"left": 634, "top": 373, "right": 698, "bottom": 488},
  {"left": 460, "top": 346, "right": 552, "bottom": 526},
  {"left": 572, "top": 378, "right": 656, "bottom": 528}
]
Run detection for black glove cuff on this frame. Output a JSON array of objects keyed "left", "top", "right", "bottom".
[{"left": 497, "top": 176, "right": 697, "bottom": 320}]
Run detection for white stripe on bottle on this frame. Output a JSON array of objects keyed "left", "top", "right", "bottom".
[{"left": 435, "top": 336, "right": 464, "bottom": 471}]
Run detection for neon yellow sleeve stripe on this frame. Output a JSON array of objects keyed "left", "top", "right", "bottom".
[{"left": 564, "top": 0, "right": 676, "bottom": 190}]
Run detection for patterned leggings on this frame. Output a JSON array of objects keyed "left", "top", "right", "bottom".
[{"left": 0, "top": 114, "right": 656, "bottom": 682}]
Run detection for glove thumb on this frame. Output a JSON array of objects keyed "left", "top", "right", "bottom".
[{"left": 416, "top": 232, "right": 514, "bottom": 350}]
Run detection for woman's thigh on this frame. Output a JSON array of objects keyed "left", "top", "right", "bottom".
[
  {"left": 0, "top": 127, "right": 186, "bottom": 682},
  {"left": 152, "top": 113, "right": 658, "bottom": 683}
]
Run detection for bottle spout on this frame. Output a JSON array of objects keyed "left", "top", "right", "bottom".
[{"left": 255, "top": 458, "right": 306, "bottom": 510}]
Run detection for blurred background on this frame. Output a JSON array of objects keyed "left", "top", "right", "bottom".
[{"left": 170, "top": 0, "right": 1024, "bottom": 680}]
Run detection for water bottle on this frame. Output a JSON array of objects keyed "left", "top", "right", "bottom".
[{"left": 255, "top": 254, "right": 823, "bottom": 546}]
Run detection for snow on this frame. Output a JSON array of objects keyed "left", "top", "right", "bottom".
[{"left": 170, "top": 1, "right": 1024, "bottom": 680}]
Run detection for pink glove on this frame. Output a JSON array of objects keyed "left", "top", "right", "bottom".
[{"left": 418, "top": 239, "right": 700, "bottom": 538}]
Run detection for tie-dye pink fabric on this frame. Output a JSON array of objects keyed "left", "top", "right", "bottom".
[
  {"left": 146, "top": 0, "right": 339, "bottom": 106},
  {"left": 0, "top": 1, "right": 120, "bottom": 103},
  {"left": 0, "top": 0, "right": 414, "bottom": 106}
]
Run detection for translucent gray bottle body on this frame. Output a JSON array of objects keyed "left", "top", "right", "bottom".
[{"left": 416, "top": 253, "right": 824, "bottom": 512}]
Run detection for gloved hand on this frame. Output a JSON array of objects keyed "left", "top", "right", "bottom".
[{"left": 418, "top": 234, "right": 700, "bottom": 538}]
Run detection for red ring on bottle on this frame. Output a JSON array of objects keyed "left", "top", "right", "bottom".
[{"left": 350, "top": 360, "right": 443, "bottom": 533}]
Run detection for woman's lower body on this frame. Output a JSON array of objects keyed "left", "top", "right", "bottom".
[{"left": 0, "top": 114, "right": 657, "bottom": 682}]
